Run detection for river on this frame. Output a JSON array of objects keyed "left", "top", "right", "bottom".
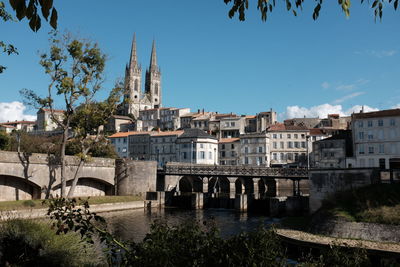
[{"left": 102, "top": 208, "right": 279, "bottom": 242}]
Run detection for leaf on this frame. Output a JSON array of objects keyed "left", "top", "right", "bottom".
[
  {"left": 15, "top": 0, "right": 26, "bottom": 21},
  {"left": 50, "top": 8, "right": 57, "bottom": 29},
  {"left": 395, "top": 0, "right": 399, "bottom": 10},
  {"left": 29, "top": 14, "right": 41, "bottom": 32}
]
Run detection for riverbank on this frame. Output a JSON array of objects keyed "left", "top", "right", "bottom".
[
  {"left": 0, "top": 199, "right": 157, "bottom": 221},
  {"left": 277, "top": 228, "right": 400, "bottom": 255}
]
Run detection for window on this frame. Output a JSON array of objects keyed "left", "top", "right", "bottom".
[
  {"left": 231, "top": 151, "right": 235, "bottom": 157},
  {"left": 221, "top": 144, "right": 225, "bottom": 149},
  {"left": 199, "top": 151, "right": 205, "bottom": 159},
  {"left": 368, "top": 146, "right": 374, "bottom": 154},
  {"left": 280, "top": 142, "right": 284, "bottom": 149},
  {"left": 273, "top": 153, "right": 277, "bottom": 160},
  {"left": 301, "top": 134, "right": 305, "bottom": 139},
  {"left": 209, "top": 151, "right": 212, "bottom": 159},
  {"left": 221, "top": 151, "right": 226, "bottom": 157},
  {"left": 358, "top": 132, "right": 364, "bottom": 140},
  {"left": 288, "top": 142, "right": 293, "bottom": 148},
  {"left": 287, "top": 134, "right": 291, "bottom": 139},
  {"left": 123, "top": 138, "right": 127, "bottom": 143},
  {"left": 294, "top": 142, "right": 299, "bottom": 148},
  {"left": 379, "top": 144, "right": 385, "bottom": 154},
  {"left": 294, "top": 153, "right": 299, "bottom": 161},
  {"left": 368, "top": 131, "right": 373, "bottom": 140},
  {"left": 358, "top": 121, "right": 363, "bottom": 128},
  {"left": 245, "top": 147, "right": 249, "bottom": 154},
  {"left": 280, "top": 153, "right": 285, "bottom": 160},
  {"left": 273, "top": 134, "right": 277, "bottom": 139},
  {"left": 231, "top": 144, "right": 235, "bottom": 149},
  {"left": 378, "top": 120, "right": 383, "bottom": 126},
  {"left": 294, "top": 134, "right": 298, "bottom": 139},
  {"left": 257, "top": 157, "right": 263, "bottom": 165},
  {"left": 287, "top": 153, "right": 293, "bottom": 160},
  {"left": 258, "top": 146, "right": 263, "bottom": 153},
  {"left": 359, "top": 145, "right": 365, "bottom": 154},
  {"left": 279, "top": 134, "right": 283, "bottom": 139},
  {"left": 231, "top": 122, "right": 235, "bottom": 127},
  {"left": 273, "top": 142, "right": 277, "bottom": 149},
  {"left": 390, "top": 119, "right": 396, "bottom": 126},
  {"left": 301, "top": 142, "right": 306, "bottom": 148},
  {"left": 379, "top": 158, "right": 386, "bottom": 169},
  {"left": 368, "top": 120, "right": 373, "bottom": 127},
  {"left": 330, "top": 152, "right": 335, "bottom": 157},
  {"left": 245, "top": 157, "right": 249, "bottom": 164}
]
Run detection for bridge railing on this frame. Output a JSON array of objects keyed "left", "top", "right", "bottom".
[{"left": 163, "top": 162, "right": 309, "bottom": 178}]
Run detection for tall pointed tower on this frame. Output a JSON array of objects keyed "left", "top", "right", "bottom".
[
  {"left": 124, "top": 34, "right": 142, "bottom": 118},
  {"left": 145, "top": 40, "right": 162, "bottom": 108}
]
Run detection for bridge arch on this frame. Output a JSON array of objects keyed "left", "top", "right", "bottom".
[
  {"left": 0, "top": 175, "right": 41, "bottom": 201},
  {"left": 52, "top": 177, "right": 114, "bottom": 197},
  {"left": 178, "top": 176, "right": 203, "bottom": 192},
  {"left": 208, "top": 177, "right": 229, "bottom": 194}
]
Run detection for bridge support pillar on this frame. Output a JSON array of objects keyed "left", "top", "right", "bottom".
[
  {"left": 202, "top": 178, "right": 209, "bottom": 194},
  {"left": 234, "top": 194, "right": 248, "bottom": 212},
  {"left": 292, "top": 179, "right": 300, "bottom": 196},
  {"left": 191, "top": 192, "right": 204, "bottom": 209},
  {"left": 253, "top": 178, "right": 260, "bottom": 199},
  {"left": 227, "top": 177, "right": 237, "bottom": 198}
]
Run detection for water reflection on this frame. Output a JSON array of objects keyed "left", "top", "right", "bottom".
[{"left": 102, "top": 208, "right": 279, "bottom": 242}]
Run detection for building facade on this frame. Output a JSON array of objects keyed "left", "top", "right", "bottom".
[
  {"left": 218, "top": 138, "right": 240, "bottom": 165},
  {"left": 352, "top": 109, "right": 400, "bottom": 169},
  {"left": 239, "top": 132, "right": 270, "bottom": 166}
]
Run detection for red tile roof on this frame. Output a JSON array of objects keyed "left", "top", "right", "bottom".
[
  {"left": 352, "top": 109, "right": 400, "bottom": 119},
  {"left": 267, "top": 123, "right": 309, "bottom": 132}
]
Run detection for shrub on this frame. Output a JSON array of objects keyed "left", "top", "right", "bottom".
[{"left": 0, "top": 219, "right": 102, "bottom": 266}]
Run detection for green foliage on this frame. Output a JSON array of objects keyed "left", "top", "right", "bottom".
[
  {"left": 224, "top": 0, "right": 399, "bottom": 22},
  {"left": 8, "top": 131, "right": 60, "bottom": 154},
  {"left": 8, "top": 0, "right": 58, "bottom": 31},
  {"left": 0, "top": 219, "right": 100, "bottom": 266},
  {"left": 22, "top": 199, "right": 36, "bottom": 207},
  {"left": 66, "top": 137, "right": 118, "bottom": 159},
  {"left": 0, "top": 131, "right": 10, "bottom": 150},
  {"left": 321, "top": 183, "right": 400, "bottom": 225},
  {"left": 44, "top": 198, "right": 376, "bottom": 267}
]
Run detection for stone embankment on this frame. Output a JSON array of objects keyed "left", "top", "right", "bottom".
[
  {"left": 277, "top": 228, "right": 400, "bottom": 256},
  {"left": 0, "top": 201, "right": 158, "bottom": 221}
]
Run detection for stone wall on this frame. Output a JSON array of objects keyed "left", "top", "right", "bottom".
[
  {"left": 309, "top": 168, "right": 380, "bottom": 213},
  {"left": 116, "top": 159, "right": 157, "bottom": 196},
  {"left": 311, "top": 220, "right": 400, "bottom": 243}
]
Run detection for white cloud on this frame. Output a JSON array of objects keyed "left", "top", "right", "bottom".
[
  {"left": 321, "top": 82, "right": 330, "bottom": 89},
  {"left": 336, "top": 84, "right": 356, "bottom": 91},
  {"left": 0, "top": 101, "right": 36, "bottom": 123},
  {"left": 282, "top": 103, "right": 379, "bottom": 119},
  {"left": 355, "top": 49, "right": 398, "bottom": 58},
  {"left": 333, "top": 92, "right": 365, "bottom": 104},
  {"left": 392, "top": 104, "right": 400, "bottom": 109}
]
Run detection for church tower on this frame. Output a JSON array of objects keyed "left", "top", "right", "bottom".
[
  {"left": 145, "top": 40, "right": 162, "bottom": 108},
  {"left": 124, "top": 34, "right": 142, "bottom": 118}
]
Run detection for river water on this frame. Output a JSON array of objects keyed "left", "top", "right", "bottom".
[{"left": 102, "top": 208, "right": 279, "bottom": 242}]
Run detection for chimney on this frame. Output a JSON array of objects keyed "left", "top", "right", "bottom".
[{"left": 198, "top": 109, "right": 200, "bottom": 113}]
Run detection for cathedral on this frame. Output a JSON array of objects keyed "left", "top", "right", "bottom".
[{"left": 121, "top": 34, "right": 162, "bottom": 119}]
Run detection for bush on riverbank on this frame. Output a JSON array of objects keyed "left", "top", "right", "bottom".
[
  {"left": 321, "top": 183, "right": 400, "bottom": 225},
  {"left": 0, "top": 219, "right": 101, "bottom": 266}
]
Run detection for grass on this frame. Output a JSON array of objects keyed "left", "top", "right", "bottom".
[
  {"left": 0, "top": 195, "right": 143, "bottom": 211},
  {"left": 0, "top": 219, "right": 102, "bottom": 266},
  {"left": 321, "top": 183, "right": 400, "bottom": 225}
]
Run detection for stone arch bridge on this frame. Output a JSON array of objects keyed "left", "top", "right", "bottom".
[
  {"left": 157, "top": 163, "right": 309, "bottom": 211},
  {"left": 0, "top": 151, "right": 115, "bottom": 201}
]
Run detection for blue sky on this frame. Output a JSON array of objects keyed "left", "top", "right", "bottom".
[{"left": 1, "top": 0, "right": 400, "bottom": 122}]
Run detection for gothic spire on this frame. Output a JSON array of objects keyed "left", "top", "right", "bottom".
[
  {"left": 129, "top": 33, "right": 138, "bottom": 69},
  {"left": 149, "top": 39, "right": 157, "bottom": 70}
]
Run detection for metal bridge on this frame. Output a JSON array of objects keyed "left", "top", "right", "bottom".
[{"left": 161, "top": 162, "right": 309, "bottom": 179}]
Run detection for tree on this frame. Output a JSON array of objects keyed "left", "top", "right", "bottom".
[
  {"left": 224, "top": 0, "right": 399, "bottom": 22},
  {"left": 1, "top": 0, "right": 58, "bottom": 73},
  {"left": 0, "top": 131, "right": 11, "bottom": 150},
  {"left": 65, "top": 88, "right": 122, "bottom": 197},
  {"left": 21, "top": 32, "right": 120, "bottom": 198}
]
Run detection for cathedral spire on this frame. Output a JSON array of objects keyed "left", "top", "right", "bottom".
[
  {"left": 129, "top": 33, "right": 138, "bottom": 69},
  {"left": 149, "top": 39, "right": 157, "bottom": 70}
]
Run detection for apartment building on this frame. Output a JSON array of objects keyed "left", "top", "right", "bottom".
[
  {"left": 150, "top": 130, "right": 183, "bottom": 166},
  {"left": 36, "top": 108, "right": 64, "bottom": 131},
  {"left": 109, "top": 132, "right": 132, "bottom": 158},
  {"left": 267, "top": 123, "right": 309, "bottom": 167},
  {"left": 239, "top": 132, "right": 270, "bottom": 166},
  {"left": 352, "top": 109, "right": 400, "bottom": 168},
  {"left": 176, "top": 128, "right": 218, "bottom": 165},
  {"left": 218, "top": 138, "right": 240, "bottom": 165}
]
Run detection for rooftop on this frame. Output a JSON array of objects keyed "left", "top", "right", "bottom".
[
  {"left": 178, "top": 128, "right": 217, "bottom": 139},
  {"left": 219, "top": 137, "right": 240, "bottom": 143},
  {"left": 267, "top": 123, "right": 309, "bottom": 132},
  {"left": 352, "top": 108, "right": 400, "bottom": 119}
]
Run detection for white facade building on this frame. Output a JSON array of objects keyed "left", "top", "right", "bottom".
[
  {"left": 239, "top": 133, "right": 270, "bottom": 166},
  {"left": 352, "top": 109, "right": 400, "bottom": 169}
]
